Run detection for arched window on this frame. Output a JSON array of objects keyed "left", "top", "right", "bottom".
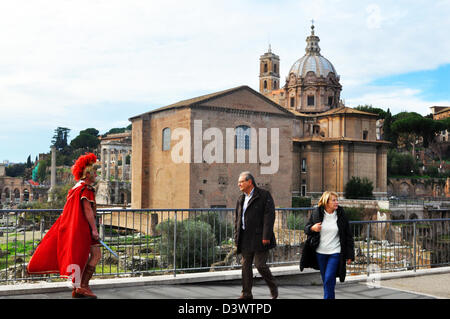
[
  {"left": 235, "top": 125, "right": 251, "bottom": 150},
  {"left": 162, "top": 127, "right": 171, "bottom": 151},
  {"left": 263, "top": 80, "right": 267, "bottom": 89},
  {"left": 14, "top": 189, "right": 20, "bottom": 203},
  {"left": 274, "top": 64, "right": 277, "bottom": 74},
  {"left": 23, "top": 189, "right": 29, "bottom": 202},
  {"left": 264, "top": 63, "right": 268, "bottom": 73}
]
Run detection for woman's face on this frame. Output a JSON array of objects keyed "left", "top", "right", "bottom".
[{"left": 326, "top": 195, "right": 338, "bottom": 212}]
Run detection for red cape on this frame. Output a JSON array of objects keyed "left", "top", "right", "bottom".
[{"left": 27, "top": 182, "right": 93, "bottom": 278}]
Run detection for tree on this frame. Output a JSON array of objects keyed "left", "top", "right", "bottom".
[
  {"left": 344, "top": 176, "right": 373, "bottom": 199},
  {"left": 26, "top": 155, "right": 32, "bottom": 168},
  {"left": 392, "top": 113, "right": 445, "bottom": 160},
  {"left": 387, "top": 150, "right": 418, "bottom": 176},
  {"left": 102, "top": 125, "right": 131, "bottom": 137},
  {"left": 70, "top": 133, "right": 100, "bottom": 150},
  {"left": 5, "top": 163, "right": 26, "bottom": 177},
  {"left": 355, "top": 104, "right": 387, "bottom": 119},
  {"left": 79, "top": 128, "right": 99, "bottom": 137},
  {"left": 51, "top": 127, "right": 71, "bottom": 151},
  {"left": 382, "top": 108, "right": 396, "bottom": 146}
]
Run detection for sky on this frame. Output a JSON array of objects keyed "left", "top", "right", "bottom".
[{"left": 1, "top": 0, "right": 450, "bottom": 163}]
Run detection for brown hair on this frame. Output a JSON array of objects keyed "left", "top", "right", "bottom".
[{"left": 318, "top": 191, "right": 338, "bottom": 207}]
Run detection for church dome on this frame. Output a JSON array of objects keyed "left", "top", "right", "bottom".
[
  {"left": 289, "top": 55, "right": 337, "bottom": 78},
  {"left": 288, "top": 24, "right": 338, "bottom": 79}
]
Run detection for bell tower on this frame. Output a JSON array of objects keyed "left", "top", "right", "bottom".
[{"left": 259, "top": 44, "right": 280, "bottom": 96}]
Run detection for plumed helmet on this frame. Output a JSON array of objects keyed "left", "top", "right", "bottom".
[{"left": 71, "top": 153, "right": 98, "bottom": 181}]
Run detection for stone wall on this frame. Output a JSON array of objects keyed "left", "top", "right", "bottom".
[{"left": 387, "top": 178, "right": 446, "bottom": 198}]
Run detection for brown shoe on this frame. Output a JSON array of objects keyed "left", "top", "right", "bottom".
[
  {"left": 270, "top": 287, "right": 278, "bottom": 299},
  {"left": 74, "top": 287, "right": 97, "bottom": 299},
  {"left": 72, "top": 265, "right": 97, "bottom": 299},
  {"left": 72, "top": 288, "right": 80, "bottom": 298},
  {"left": 238, "top": 294, "right": 253, "bottom": 300}
]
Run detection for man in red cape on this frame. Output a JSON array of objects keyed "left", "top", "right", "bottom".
[{"left": 27, "top": 153, "right": 101, "bottom": 298}]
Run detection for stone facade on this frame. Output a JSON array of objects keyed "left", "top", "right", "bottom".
[
  {"left": 96, "top": 132, "right": 132, "bottom": 205},
  {"left": 430, "top": 105, "right": 450, "bottom": 143},
  {"left": 259, "top": 45, "right": 280, "bottom": 94},
  {"left": 387, "top": 178, "right": 446, "bottom": 198},
  {"left": 292, "top": 108, "right": 389, "bottom": 198},
  {"left": 130, "top": 86, "right": 295, "bottom": 209},
  {"left": 0, "top": 164, "right": 48, "bottom": 206}
]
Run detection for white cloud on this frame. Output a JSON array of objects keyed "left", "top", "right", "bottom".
[{"left": 345, "top": 86, "right": 450, "bottom": 115}]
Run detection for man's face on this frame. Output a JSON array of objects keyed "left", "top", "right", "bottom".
[
  {"left": 238, "top": 175, "right": 252, "bottom": 193},
  {"left": 86, "top": 171, "right": 97, "bottom": 184}
]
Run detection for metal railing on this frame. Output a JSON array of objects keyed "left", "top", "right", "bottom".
[{"left": 0, "top": 208, "right": 449, "bottom": 284}]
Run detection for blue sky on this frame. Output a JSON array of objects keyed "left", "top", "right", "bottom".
[
  {"left": 371, "top": 64, "right": 450, "bottom": 104},
  {"left": 1, "top": 0, "right": 450, "bottom": 163}
]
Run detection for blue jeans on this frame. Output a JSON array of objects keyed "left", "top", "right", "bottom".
[{"left": 316, "top": 252, "right": 340, "bottom": 299}]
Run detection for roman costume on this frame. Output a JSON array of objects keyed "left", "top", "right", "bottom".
[{"left": 27, "top": 153, "right": 99, "bottom": 298}]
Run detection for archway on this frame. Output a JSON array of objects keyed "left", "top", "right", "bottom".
[
  {"left": 13, "top": 189, "right": 20, "bottom": 203},
  {"left": 23, "top": 189, "right": 29, "bottom": 202},
  {"left": 399, "top": 182, "right": 411, "bottom": 197}
]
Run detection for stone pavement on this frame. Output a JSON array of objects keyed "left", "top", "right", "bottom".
[
  {"left": 0, "top": 265, "right": 449, "bottom": 299},
  {"left": 0, "top": 281, "right": 436, "bottom": 299},
  {"left": 379, "top": 273, "right": 450, "bottom": 298}
]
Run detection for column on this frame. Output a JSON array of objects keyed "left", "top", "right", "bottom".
[
  {"left": 121, "top": 151, "right": 126, "bottom": 181},
  {"left": 106, "top": 148, "right": 111, "bottom": 181},
  {"left": 50, "top": 146, "right": 56, "bottom": 190},
  {"left": 114, "top": 150, "right": 119, "bottom": 180},
  {"left": 101, "top": 147, "right": 106, "bottom": 180},
  {"left": 128, "top": 150, "right": 131, "bottom": 182},
  {"left": 115, "top": 181, "right": 119, "bottom": 204}
]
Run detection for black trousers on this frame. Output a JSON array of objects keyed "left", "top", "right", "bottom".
[{"left": 239, "top": 230, "right": 277, "bottom": 297}]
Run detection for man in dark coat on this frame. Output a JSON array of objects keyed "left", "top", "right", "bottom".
[{"left": 235, "top": 171, "right": 278, "bottom": 299}]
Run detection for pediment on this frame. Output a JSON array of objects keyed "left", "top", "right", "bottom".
[{"left": 197, "top": 86, "right": 291, "bottom": 116}]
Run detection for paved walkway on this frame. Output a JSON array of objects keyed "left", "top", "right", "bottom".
[
  {"left": 0, "top": 266, "right": 449, "bottom": 299},
  {"left": 379, "top": 273, "right": 450, "bottom": 298},
  {"left": 0, "top": 281, "right": 436, "bottom": 299}
]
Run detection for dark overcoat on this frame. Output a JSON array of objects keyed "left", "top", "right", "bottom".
[
  {"left": 299, "top": 205, "right": 355, "bottom": 282},
  {"left": 234, "top": 187, "right": 277, "bottom": 254}
]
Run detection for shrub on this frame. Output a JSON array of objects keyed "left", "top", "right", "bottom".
[
  {"left": 343, "top": 206, "right": 364, "bottom": 221},
  {"left": 156, "top": 219, "right": 218, "bottom": 269},
  {"left": 292, "top": 197, "right": 311, "bottom": 207},
  {"left": 287, "top": 212, "right": 307, "bottom": 230},
  {"left": 344, "top": 176, "right": 373, "bottom": 199},
  {"left": 192, "top": 212, "right": 234, "bottom": 245}
]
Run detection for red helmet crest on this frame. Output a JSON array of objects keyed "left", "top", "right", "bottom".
[{"left": 71, "top": 153, "right": 97, "bottom": 181}]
